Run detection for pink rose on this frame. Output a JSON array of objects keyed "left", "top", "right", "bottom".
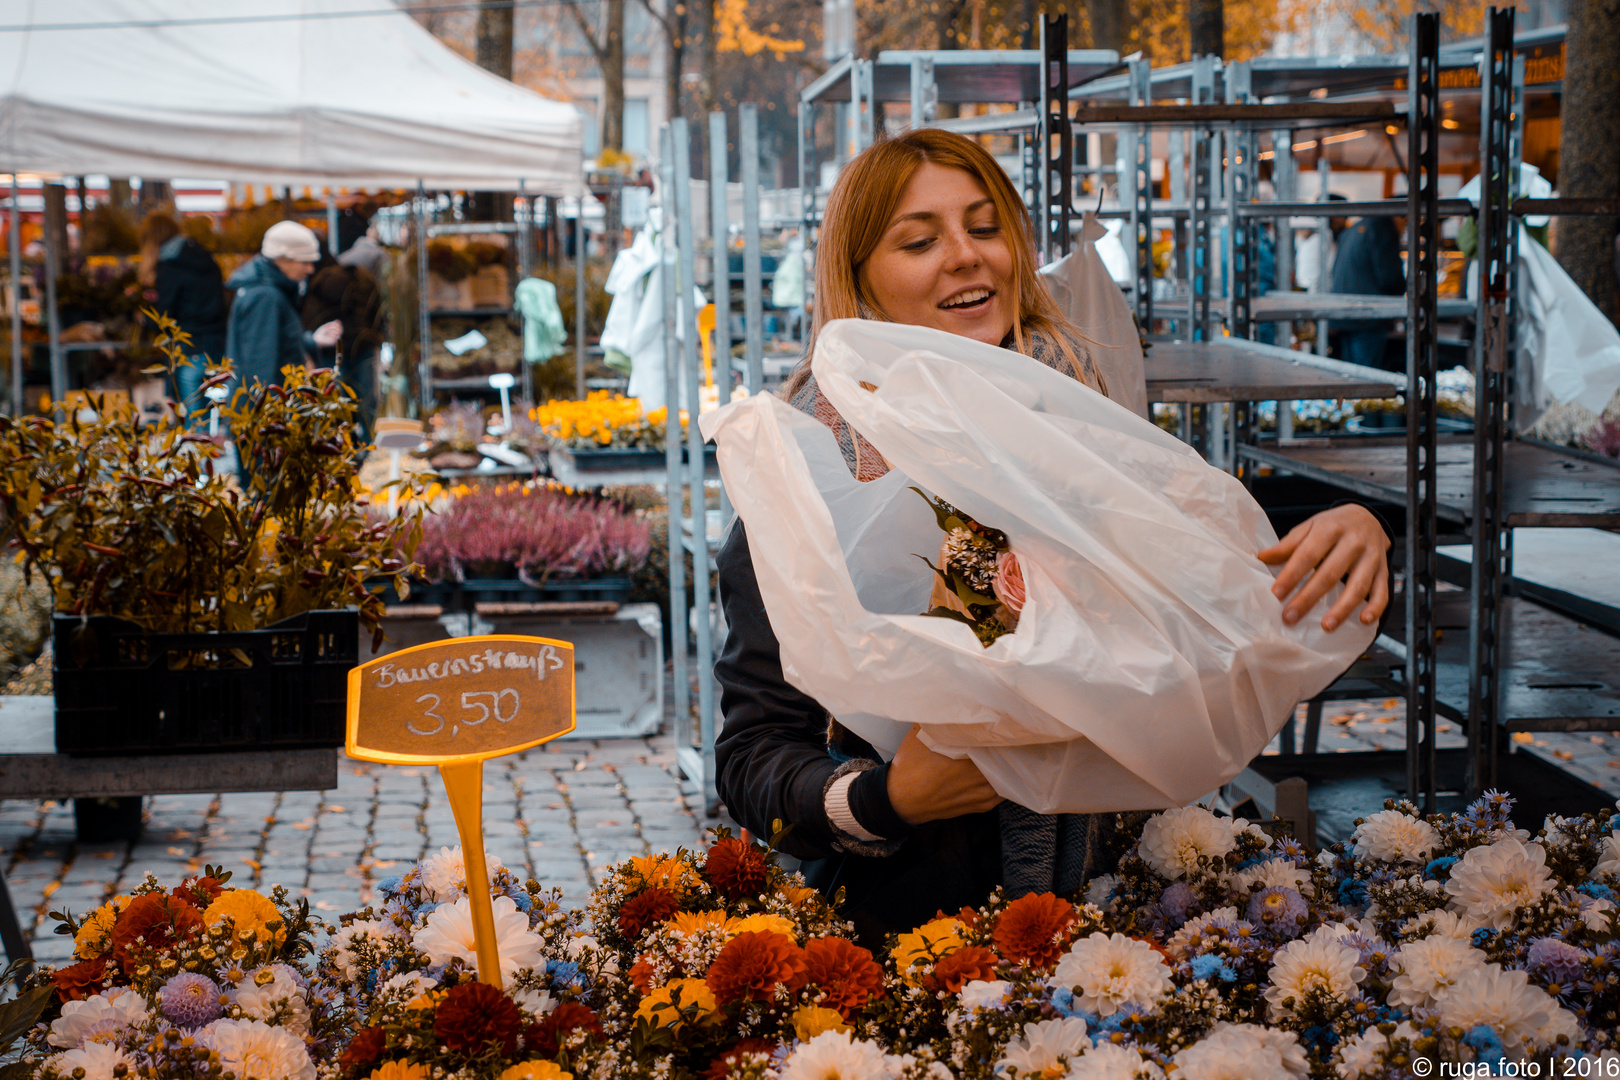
[{"left": 993, "top": 550, "right": 1026, "bottom": 615}]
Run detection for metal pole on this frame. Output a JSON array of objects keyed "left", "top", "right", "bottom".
[
  {"left": 575, "top": 194, "right": 587, "bottom": 400},
  {"left": 741, "top": 105, "right": 764, "bottom": 394},
  {"left": 416, "top": 182, "right": 432, "bottom": 416},
  {"left": 8, "top": 174, "right": 21, "bottom": 414},
  {"left": 43, "top": 183, "right": 64, "bottom": 406},
  {"left": 1315, "top": 156, "right": 1331, "bottom": 356},
  {"left": 709, "top": 112, "right": 731, "bottom": 397},
  {"left": 517, "top": 178, "right": 533, "bottom": 406},
  {"left": 326, "top": 192, "right": 339, "bottom": 256},
  {"left": 658, "top": 125, "right": 689, "bottom": 773}
]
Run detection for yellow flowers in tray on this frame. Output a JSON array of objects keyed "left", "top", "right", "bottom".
[{"left": 530, "top": 391, "right": 676, "bottom": 452}]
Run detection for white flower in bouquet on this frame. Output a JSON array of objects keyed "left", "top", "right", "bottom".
[
  {"left": 329, "top": 918, "right": 397, "bottom": 981},
  {"left": 778, "top": 1029, "right": 899, "bottom": 1080},
  {"left": 1174, "top": 1023, "right": 1307, "bottom": 1080},
  {"left": 1334, "top": 1021, "right": 1423, "bottom": 1080},
  {"left": 198, "top": 1017, "right": 316, "bottom": 1080},
  {"left": 1595, "top": 833, "right": 1620, "bottom": 878},
  {"left": 513, "top": 985, "right": 558, "bottom": 1017},
  {"left": 1538, "top": 1005, "right": 1585, "bottom": 1050},
  {"left": 1445, "top": 837, "right": 1554, "bottom": 929},
  {"left": 1137, "top": 807, "right": 1236, "bottom": 880},
  {"left": 1064, "top": 1042, "right": 1166, "bottom": 1080},
  {"left": 1387, "top": 936, "right": 1490, "bottom": 1009},
  {"left": 43, "top": 1041, "right": 133, "bottom": 1080},
  {"left": 1165, "top": 907, "right": 1240, "bottom": 959},
  {"left": 1396, "top": 907, "right": 1478, "bottom": 942},
  {"left": 995, "top": 1017, "right": 1091, "bottom": 1077},
  {"left": 412, "top": 894, "right": 544, "bottom": 977},
  {"left": 1262, "top": 934, "right": 1365, "bottom": 1020},
  {"left": 48, "top": 987, "right": 147, "bottom": 1048},
  {"left": 378, "top": 970, "right": 437, "bottom": 1001},
  {"left": 957, "top": 979, "right": 1012, "bottom": 1012},
  {"left": 1049, "top": 933, "right": 1173, "bottom": 1017},
  {"left": 1084, "top": 874, "right": 1121, "bottom": 912},
  {"left": 231, "top": 964, "right": 311, "bottom": 1036},
  {"left": 1433, "top": 965, "right": 1558, "bottom": 1051},
  {"left": 415, "top": 845, "right": 508, "bottom": 902},
  {"left": 1228, "top": 856, "right": 1313, "bottom": 897},
  {"left": 1578, "top": 894, "right": 1616, "bottom": 932},
  {"left": 1352, "top": 810, "right": 1441, "bottom": 864}
]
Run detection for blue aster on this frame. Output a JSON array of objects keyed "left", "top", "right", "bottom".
[
  {"left": 1337, "top": 876, "right": 1369, "bottom": 908},
  {"left": 1462, "top": 1025, "right": 1506, "bottom": 1071},
  {"left": 1423, "top": 856, "right": 1458, "bottom": 880},
  {"left": 1578, "top": 881, "right": 1615, "bottom": 902}
]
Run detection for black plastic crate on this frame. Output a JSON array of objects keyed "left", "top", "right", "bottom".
[{"left": 52, "top": 609, "right": 358, "bottom": 756}]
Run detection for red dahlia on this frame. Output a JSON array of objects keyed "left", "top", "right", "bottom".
[
  {"left": 338, "top": 1027, "right": 387, "bottom": 1076},
  {"left": 801, "top": 937, "right": 885, "bottom": 1017},
  {"left": 111, "top": 893, "right": 204, "bottom": 971},
  {"left": 617, "top": 887, "right": 680, "bottom": 939},
  {"left": 992, "top": 892, "right": 1077, "bottom": 969},
  {"left": 705, "top": 930, "right": 808, "bottom": 1004},
  {"left": 704, "top": 837, "right": 768, "bottom": 900},
  {"left": 700, "top": 1038, "right": 780, "bottom": 1080},
  {"left": 50, "top": 957, "right": 109, "bottom": 1002},
  {"left": 433, "top": 980, "right": 524, "bottom": 1056},
  {"left": 526, "top": 1002, "right": 604, "bottom": 1058},
  {"left": 928, "top": 945, "right": 999, "bottom": 993},
  {"left": 171, "top": 876, "right": 227, "bottom": 907}
]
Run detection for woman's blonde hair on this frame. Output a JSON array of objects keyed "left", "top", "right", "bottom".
[
  {"left": 137, "top": 210, "right": 182, "bottom": 288},
  {"left": 787, "top": 128, "right": 1088, "bottom": 396}
]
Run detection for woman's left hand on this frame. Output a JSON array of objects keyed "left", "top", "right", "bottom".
[{"left": 1256, "top": 504, "right": 1391, "bottom": 632}]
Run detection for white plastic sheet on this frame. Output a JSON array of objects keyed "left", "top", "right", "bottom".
[
  {"left": 1040, "top": 211, "right": 1150, "bottom": 420},
  {"left": 701, "top": 320, "right": 1374, "bottom": 813}
]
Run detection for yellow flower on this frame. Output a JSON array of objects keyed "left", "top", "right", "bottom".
[
  {"left": 790, "top": 1005, "right": 849, "bottom": 1041},
  {"left": 74, "top": 896, "right": 131, "bottom": 959},
  {"left": 497, "top": 1062, "right": 572, "bottom": 1080},
  {"left": 635, "top": 978, "right": 718, "bottom": 1029},
  {"left": 367, "top": 1063, "right": 432, "bottom": 1080},
  {"left": 778, "top": 885, "right": 821, "bottom": 908},
  {"left": 891, "top": 916, "right": 965, "bottom": 980},
  {"left": 729, "top": 913, "right": 796, "bottom": 940},
  {"left": 203, "top": 889, "right": 286, "bottom": 949},
  {"left": 627, "top": 855, "right": 696, "bottom": 896},
  {"left": 666, "top": 910, "right": 732, "bottom": 936}
]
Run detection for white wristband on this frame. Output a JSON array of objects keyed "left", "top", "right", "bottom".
[{"left": 825, "top": 770, "right": 883, "bottom": 842}]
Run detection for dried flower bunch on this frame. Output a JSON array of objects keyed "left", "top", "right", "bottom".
[
  {"left": 911, "top": 488, "right": 1025, "bottom": 648},
  {"left": 0, "top": 313, "right": 423, "bottom": 643},
  {"left": 428, "top": 402, "right": 489, "bottom": 454}
]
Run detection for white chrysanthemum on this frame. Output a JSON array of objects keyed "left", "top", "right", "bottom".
[
  {"left": 1175, "top": 1024, "right": 1307, "bottom": 1080},
  {"left": 48, "top": 988, "right": 147, "bottom": 1049},
  {"left": 996, "top": 1018, "right": 1091, "bottom": 1077},
  {"left": 957, "top": 979, "right": 1012, "bottom": 1011},
  {"left": 1165, "top": 907, "right": 1240, "bottom": 959},
  {"left": 1595, "top": 834, "right": 1620, "bottom": 878},
  {"left": 1446, "top": 837, "right": 1555, "bottom": 929},
  {"left": 1049, "top": 933, "right": 1173, "bottom": 1017},
  {"left": 417, "top": 845, "right": 507, "bottom": 902},
  {"left": 1084, "top": 874, "right": 1120, "bottom": 912},
  {"left": 1064, "top": 1042, "right": 1166, "bottom": 1080},
  {"left": 1229, "top": 856, "right": 1313, "bottom": 897},
  {"left": 778, "top": 1029, "right": 897, "bottom": 1080},
  {"left": 1579, "top": 895, "right": 1616, "bottom": 933},
  {"left": 44, "top": 1041, "right": 133, "bottom": 1080},
  {"left": 1387, "top": 936, "right": 1490, "bottom": 1009},
  {"left": 1263, "top": 935, "right": 1365, "bottom": 1020},
  {"left": 1539, "top": 1005, "right": 1584, "bottom": 1050},
  {"left": 1334, "top": 1021, "right": 1423, "bottom": 1080},
  {"left": 328, "top": 918, "right": 395, "bottom": 981},
  {"left": 513, "top": 986, "right": 557, "bottom": 1017},
  {"left": 198, "top": 1018, "right": 316, "bottom": 1080},
  {"left": 1396, "top": 907, "right": 1478, "bottom": 943},
  {"left": 379, "top": 971, "right": 436, "bottom": 1000},
  {"left": 1352, "top": 810, "right": 1441, "bottom": 864},
  {"left": 1137, "top": 806, "right": 1236, "bottom": 880},
  {"left": 1434, "top": 965, "right": 1558, "bottom": 1051},
  {"left": 412, "top": 894, "right": 543, "bottom": 977},
  {"left": 231, "top": 965, "right": 310, "bottom": 1036}
]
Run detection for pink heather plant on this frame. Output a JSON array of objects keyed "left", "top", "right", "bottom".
[{"left": 413, "top": 483, "right": 651, "bottom": 583}]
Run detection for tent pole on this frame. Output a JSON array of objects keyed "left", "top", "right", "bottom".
[
  {"left": 518, "top": 178, "right": 533, "bottom": 407},
  {"left": 326, "top": 192, "right": 339, "bottom": 256},
  {"left": 574, "top": 198, "right": 586, "bottom": 400},
  {"left": 43, "top": 182, "right": 64, "bottom": 407},
  {"left": 417, "top": 181, "right": 431, "bottom": 417},
  {"left": 9, "top": 174, "right": 21, "bottom": 415}
]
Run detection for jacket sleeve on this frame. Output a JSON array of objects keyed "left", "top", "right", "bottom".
[
  {"left": 227, "top": 288, "right": 283, "bottom": 386},
  {"left": 714, "top": 521, "right": 912, "bottom": 860}
]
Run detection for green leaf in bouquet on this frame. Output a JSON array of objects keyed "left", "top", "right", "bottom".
[
  {"left": 908, "top": 486, "right": 964, "bottom": 535},
  {"left": 920, "top": 605, "right": 978, "bottom": 627},
  {"left": 953, "top": 575, "right": 998, "bottom": 611},
  {"left": 0, "top": 984, "right": 51, "bottom": 1057}
]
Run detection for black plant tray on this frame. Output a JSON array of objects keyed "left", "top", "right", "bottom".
[
  {"left": 378, "top": 576, "right": 633, "bottom": 609},
  {"left": 551, "top": 445, "right": 718, "bottom": 472},
  {"left": 52, "top": 609, "right": 358, "bottom": 757}
]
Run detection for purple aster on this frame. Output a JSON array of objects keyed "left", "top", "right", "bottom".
[
  {"left": 158, "top": 973, "right": 223, "bottom": 1028},
  {"left": 1245, "top": 886, "right": 1309, "bottom": 938},
  {"left": 1159, "top": 882, "right": 1197, "bottom": 926},
  {"left": 1527, "top": 937, "right": 1589, "bottom": 988}
]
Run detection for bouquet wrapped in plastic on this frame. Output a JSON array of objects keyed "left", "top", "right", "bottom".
[{"left": 700, "top": 319, "right": 1375, "bottom": 814}]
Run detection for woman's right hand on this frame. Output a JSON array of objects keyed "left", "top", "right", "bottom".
[{"left": 886, "top": 725, "right": 1004, "bottom": 826}]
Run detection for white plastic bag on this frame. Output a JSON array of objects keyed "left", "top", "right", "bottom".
[
  {"left": 700, "top": 320, "right": 1374, "bottom": 813},
  {"left": 1039, "top": 211, "right": 1150, "bottom": 420},
  {"left": 1517, "top": 222, "right": 1620, "bottom": 423}
]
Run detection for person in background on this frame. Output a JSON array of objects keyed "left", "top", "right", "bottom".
[
  {"left": 302, "top": 257, "right": 384, "bottom": 443},
  {"left": 138, "top": 210, "right": 226, "bottom": 422},
  {"left": 224, "top": 221, "right": 342, "bottom": 390},
  {"left": 1327, "top": 201, "right": 1406, "bottom": 371}
]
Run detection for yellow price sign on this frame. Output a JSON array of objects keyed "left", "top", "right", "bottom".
[{"left": 347, "top": 636, "right": 577, "bottom": 988}]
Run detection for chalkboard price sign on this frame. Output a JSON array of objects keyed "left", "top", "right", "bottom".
[{"left": 346, "top": 635, "right": 577, "bottom": 764}]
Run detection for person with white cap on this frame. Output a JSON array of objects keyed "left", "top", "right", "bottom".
[{"left": 223, "top": 220, "right": 343, "bottom": 389}]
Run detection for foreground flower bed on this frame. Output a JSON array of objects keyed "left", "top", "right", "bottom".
[{"left": 17, "top": 793, "right": 1620, "bottom": 1079}]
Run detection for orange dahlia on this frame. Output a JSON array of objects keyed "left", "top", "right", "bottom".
[
  {"left": 49, "top": 956, "right": 109, "bottom": 1002},
  {"left": 617, "top": 887, "right": 680, "bottom": 940},
  {"left": 433, "top": 980, "right": 524, "bottom": 1056},
  {"left": 110, "top": 893, "right": 204, "bottom": 970},
  {"left": 801, "top": 937, "right": 885, "bottom": 1017},
  {"left": 992, "top": 893, "right": 1077, "bottom": 969},
  {"left": 340, "top": 1027, "right": 387, "bottom": 1077},
  {"left": 929, "top": 945, "right": 999, "bottom": 993},
  {"left": 705, "top": 930, "right": 808, "bottom": 1004},
  {"left": 526, "top": 1002, "right": 603, "bottom": 1058},
  {"left": 700, "top": 1038, "right": 778, "bottom": 1080},
  {"left": 704, "top": 837, "right": 768, "bottom": 901}
]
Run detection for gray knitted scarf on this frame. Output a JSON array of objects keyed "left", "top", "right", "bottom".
[{"left": 791, "top": 325, "right": 1111, "bottom": 899}]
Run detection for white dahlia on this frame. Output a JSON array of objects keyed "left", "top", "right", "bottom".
[
  {"left": 1434, "top": 965, "right": 1558, "bottom": 1051},
  {"left": 1263, "top": 935, "right": 1365, "bottom": 1020},
  {"left": 1538, "top": 1005, "right": 1585, "bottom": 1050},
  {"left": 1387, "top": 936, "right": 1490, "bottom": 1009},
  {"left": 48, "top": 988, "right": 147, "bottom": 1049},
  {"left": 1085, "top": 874, "right": 1121, "bottom": 912},
  {"left": 44, "top": 1042, "right": 133, "bottom": 1080},
  {"left": 1334, "top": 1021, "right": 1423, "bottom": 1080},
  {"left": 1352, "top": 810, "right": 1441, "bottom": 864},
  {"left": 1165, "top": 907, "right": 1240, "bottom": 959},
  {"left": 1446, "top": 838, "right": 1555, "bottom": 930},
  {"left": 1137, "top": 807, "right": 1236, "bottom": 880},
  {"left": 1595, "top": 833, "right": 1620, "bottom": 878},
  {"left": 958, "top": 979, "right": 1013, "bottom": 1012},
  {"left": 378, "top": 970, "right": 436, "bottom": 1001},
  {"left": 1064, "top": 1042, "right": 1166, "bottom": 1080},
  {"left": 328, "top": 918, "right": 396, "bottom": 981},
  {"left": 778, "top": 1029, "right": 897, "bottom": 1080},
  {"left": 995, "top": 1017, "right": 1091, "bottom": 1077},
  {"left": 513, "top": 986, "right": 558, "bottom": 1017},
  {"left": 416, "top": 845, "right": 507, "bottom": 902},
  {"left": 1580, "top": 895, "right": 1617, "bottom": 933},
  {"left": 198, "top": 1018, "right": 316, "bottom": 1080},
  {"left": 1049, "top": 933, "right": 1173, "bottom": 1017},
  {"left": 1175, "top": 1024, "right": 1307, "bottom": 1080},
  {"left": 1396, "top": 907, "right": 1479, "bottom": 943},
  {"left": 412, "top": 894, "right": 543, "bottom": 978},
  {"left": 231, "top": 964, "right": 309, "bottom": 1036},
  {"left": 1229, "top": 857, "right": 1313, "bottom": 897}
]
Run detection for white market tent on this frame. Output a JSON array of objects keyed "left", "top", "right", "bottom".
[{"left": 0, "top": 0, "right": 584, "bottom": 191}]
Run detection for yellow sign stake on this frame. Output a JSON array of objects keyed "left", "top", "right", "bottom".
[{"left": 438, "top": 759, "right": 503, "bottom": 987}]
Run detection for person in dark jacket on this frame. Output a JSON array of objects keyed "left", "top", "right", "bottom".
[
  {"left": 223, "top": 221, "right": 342, "bottom": 390},
  {"left": 301, "top": 261, "right": 383, "bottom": 442},
  {"left": 1327, "top": 214, "right": 1406, "bottom": 371},
  {"left": 139, "top": 211, "right": 227, "bottom": 422},
  {"left": 714, "top": 130, "right": 1394, "bottom": 947}
]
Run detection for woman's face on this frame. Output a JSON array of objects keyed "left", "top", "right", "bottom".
[{"left": 859, "top": 163, "right": 1016, "bottom": 347}]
